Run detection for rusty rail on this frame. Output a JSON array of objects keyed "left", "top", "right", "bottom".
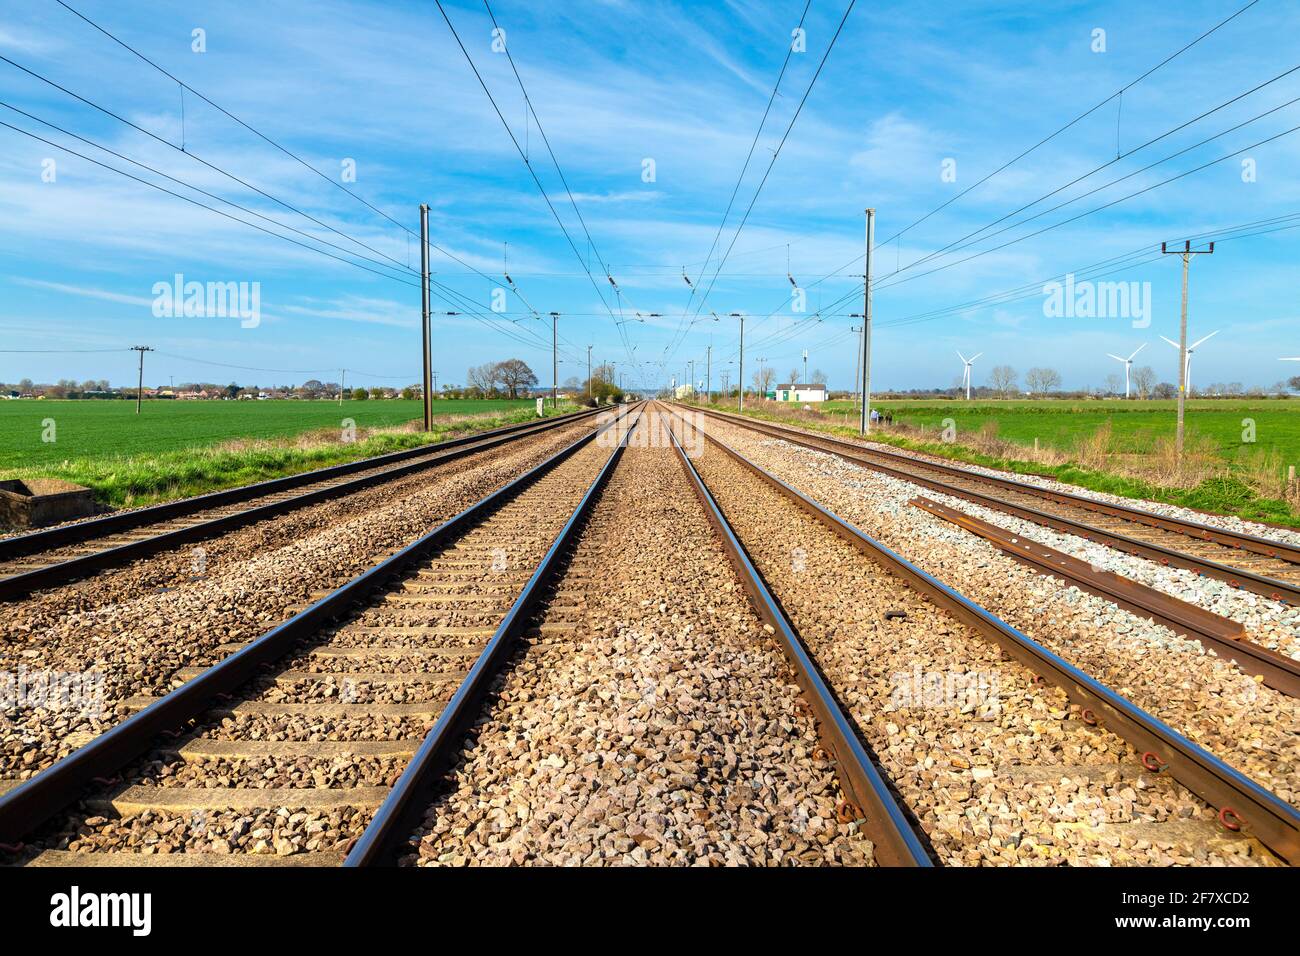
[
  {"left": 910, "top": 496, "right": 1300, "bottom": 698},
  {"left": 662, "top": 404, "right": 1300, "bottom": 865},
  {"left": 682, "top": 404, "right": 1300, "bottom": 606},
  {"left": 657, "top": 405, "right": 931, "bottom": 867},
  {"left": 0, "top": 405, "right": 642, "bottom": 852}
]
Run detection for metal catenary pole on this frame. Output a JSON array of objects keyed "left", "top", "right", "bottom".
[
  {"left": 860, "top": 208, "right": 875, "bottom": 435},
  {"left": 549, "top": 312, "right": 559, "bottom": 409},
  {"left": 734, "top": 312, "right": 745, "bottom": 412},
  {"left": 420, "top": 204, "right": 432, "bottom": 432}
]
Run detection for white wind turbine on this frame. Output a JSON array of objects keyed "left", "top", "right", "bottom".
[
  {"left": 957, "top": 350, "right": 982, "bottom": 400},
  {"left": 1160, "top": 330, "right": 1218, "bottom": 395},
  {"left": 1106, "top": 343, "right": 1146, "bottom": 399}
]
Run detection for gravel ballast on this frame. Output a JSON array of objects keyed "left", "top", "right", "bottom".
[{"left": 406, "top": 426, "right": 876, "bottom": 866}]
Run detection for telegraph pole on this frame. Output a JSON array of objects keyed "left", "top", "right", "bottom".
[
  {"left": 586, "top": 345, "right": 592, "bottom": 401},
  {"left": 549, "top": 312, "right": 559, "bottom": 409},
  {"left": 130, "top": 345, "right": 152, "bottom": 414},
  {"left": 802, "top": 349, "right": 808, "bottom": 387},
  {"left": 860, "top": 208, "right": 875, "bottom": 435},
  {"left": 339, "top": 369, "right": 346, "bottom": 405},
  {"left": 420, "top": 204, "right": 433, "bottom": 431},
  {"left": 1161, "top": 240, "right": 1214, "bottom": 456},
  {"left": 705, "top": 345, "right": 712, "bottom": 402}
]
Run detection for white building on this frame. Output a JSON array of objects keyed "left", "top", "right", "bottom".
[
  {"left": 774, "top": 383, "right": 826, "bottom": 403},
  {"left": 674, "top": 383, "right": 696, "bottom": 399}
]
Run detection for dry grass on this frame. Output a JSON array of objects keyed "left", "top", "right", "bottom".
[{"left": 715, "top": 397, "right": 1293, "bottom": 509}]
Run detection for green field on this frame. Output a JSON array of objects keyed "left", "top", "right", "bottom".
[
  {"left": 0, "top": 398, "right": 566, "bottom": 510},
  {"left": 0, "top": 398, "right": 535, "bottom": 468},
  {"left": 820, "top": 398, "right": 1300, "bottom": 461}
]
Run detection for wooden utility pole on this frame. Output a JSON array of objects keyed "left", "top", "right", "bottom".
[
  {"left": 339, "top": 369, "right": 346, "bottom": 405},
  {"left": 1161, "top": 240, "right": 1214, "bottom": 456},
  {"left": 586, "top": 345, "right": 592, "bottom": 401},
  {"left": 705, "top": 345, "right": 711, "bottom": 402},
  {"left": 130, "top": 345, "right": 153, "bottom": 414}
]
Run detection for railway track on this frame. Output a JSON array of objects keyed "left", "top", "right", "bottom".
[
  {"left": 0, "top": 404, "right": 643, "bottom": 864},
  {"left": 657, "top": 404, "right": 1298, "bottom": 865},
  {"left": 3, "top": 401, "right": 1291, "bottom": 867},
  {"left": 359, "top": 404, "right": 928, "bottom": 867},
  {"left": 0, "top": 406, "right": 607, "bottom": 601},
  {"left": 682, "top": 404, "right": 1300, "bottom": 606}
]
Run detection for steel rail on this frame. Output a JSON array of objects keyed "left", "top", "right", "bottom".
[
  {"left": 0, "top": 404, "right": 604, "bottom": 561},
  {"left": 911, "top": 496, "right": 1300, "bottom": 698},
  {"left": 689, "top": 404, "right": 1300, "bottom": 566},
  {"left": 657, "top": 405, "right": 932, "bottom": 867},
  {"left": 0, "top": 406, "right": 609, "bottom": 602},
  {"left": 661, "top": 405, "right": 1300, "bottom": 865},
  {"left": 345, "top": 409, "right": 643, "bottom": 866},
  {"left": 682, "top": 405, "right": 1300, "bottom": 606},
  {"left": 0, "top": 404, "right": 642, "bottom": 849}
]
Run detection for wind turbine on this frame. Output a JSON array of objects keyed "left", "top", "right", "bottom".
[
  {"left": 1160, "top": 330, "right": 1218, "bottom": 395},
  {"left": 957, "top": 350, "right": 982, "bottom": 400},
  {"left": 1105, "top": 343, "right": 1146, "bottom": 399}
]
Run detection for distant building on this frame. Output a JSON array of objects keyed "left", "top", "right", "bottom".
[{"left": 774, "top": 383, "right": 827, "bottom": 403}]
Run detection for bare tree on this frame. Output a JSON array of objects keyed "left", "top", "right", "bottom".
[
  {"left": 988, "top": 365, "right": 1018, "bottom": 398},
  {"left": 719, "top": 370, "right": 731, "bottom": 395},
  {"left": 1025, "top": 367, "right": 1062, "bottom": 396},
  {"left": 1131, "top": 365, "right": 1156, "bottom": 399},
  {"left": 494, "top": 358, "right": 538, "bottom": 399},
  {"left": 1104, "top": 372, "right": 1123, "bottom": 397},
  {"left": 811, "top": 368, "right": 828, "bottom": 385},
  {"left": 466, "top": 363, "right": 499, "bottom": 395},
  {"left": 752, "top": 366, "right": 775, "bottom": 394}
]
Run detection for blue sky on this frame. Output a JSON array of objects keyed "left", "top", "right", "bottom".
[{"left": 2, "top": 0, "right": 1298, "bottom": 393}]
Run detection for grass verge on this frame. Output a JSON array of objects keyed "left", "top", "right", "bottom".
[{"left": 2, "top": 403, "right": 581, "bottom": 511}]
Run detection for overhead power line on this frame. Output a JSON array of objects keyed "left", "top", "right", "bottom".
[
  {"left": 682, "top": 0, "right": 858, "bottom": 341},
  {"left": 664, "top": 0, "right": 813, "bottom": 357},
  {"left": 52, "top": 0, "right": 417, "bottom": 241},
  {"left": 0, "top": 52, "right": 411, "bottom": 274},
  {"left": 433, "top": 0, "right": 632, "bottom": 359},
  {"left": 878, "top": 0, "right": 1261, "bottom": 249}
]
